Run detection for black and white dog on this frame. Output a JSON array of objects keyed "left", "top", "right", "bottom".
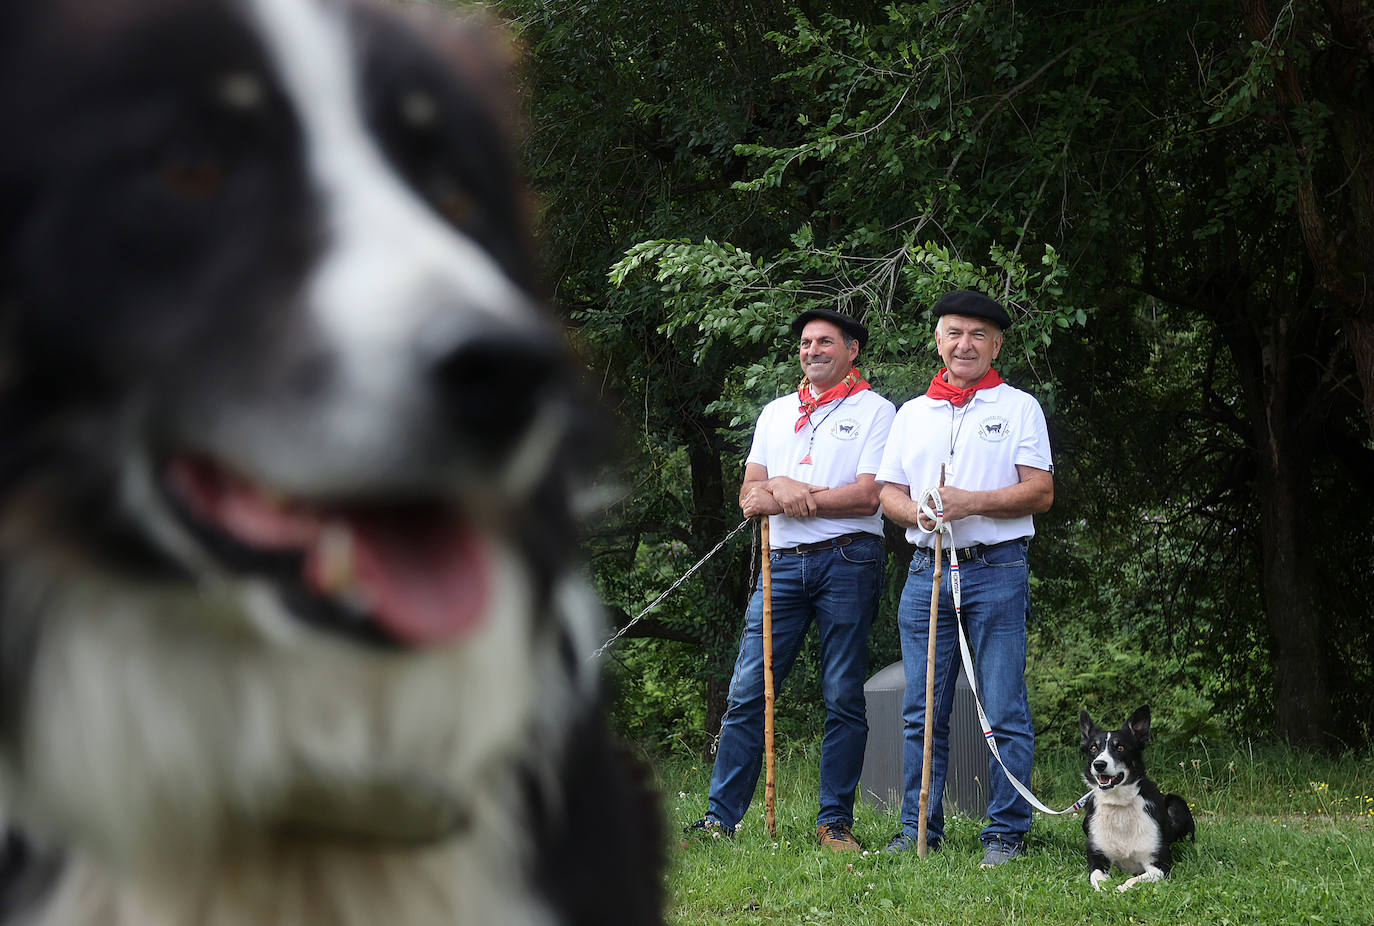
[
  {"left": 1079, "top": 706, "right": 1195, "bottom": 892},
  {"left": 0, "top": 1, "right": 661, "bottom": 924}
]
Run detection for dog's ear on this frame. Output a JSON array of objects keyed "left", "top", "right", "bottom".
[
  {"left": 1079, "top": 709, "right": 1096, "bottom": 743},
  {"left": 1127, "top": 704, "right": 1151, "bottom": 745}
]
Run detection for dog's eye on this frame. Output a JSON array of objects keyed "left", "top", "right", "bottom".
[
  {"left": 383, "top": 90, "right": 487, "bottom": 233},
  {"left": 426, "top": 173, "right": 479, "bottom": 229},
  {"left": 157, "top": 149, "right": 227, "bottom": 201},
  {"left": 151, "top": 72, "right": 273, "bottom": 204},
  {"left": 1115, "top": 743, "right": 1125, "bottom": 753}
]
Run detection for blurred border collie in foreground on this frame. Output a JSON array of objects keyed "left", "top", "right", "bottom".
[{"left": 0, "top": 1, "right": 662, "bottom": 923}]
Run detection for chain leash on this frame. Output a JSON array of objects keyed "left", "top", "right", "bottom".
[{"left": 590, "top": 518, "right": 753, "bottom": 662}]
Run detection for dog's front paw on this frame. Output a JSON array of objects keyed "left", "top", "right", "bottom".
[
  {"left": 1118, "top": 867, "right": 1163, "bottom": 892},
  {"left": 1090, "top": 869, "right": 1110, "bottom": 891}
]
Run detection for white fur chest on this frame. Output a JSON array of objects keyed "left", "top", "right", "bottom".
[
  {"left": 27, "top": 832, "right": 559, "bottom": 926},
  {"left": 1086, "top": 787, "right": 1160, "bottom": 874}
]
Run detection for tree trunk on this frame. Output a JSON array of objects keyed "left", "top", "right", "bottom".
[
  {"left": 1349, "top": 317, "right": 1374, "bottom": 443},
  {"left": 1253, "top": 449, "right": 1331, "bottom": 746},
  {"left": 686, "top": 413, "right": 749, "bottom": 755},
  {"left": 1216, "top": 290, "right": 1334, "bottom": 746},
  {"left": 1242, "top": 0, "right": 1374, "bottom": 439}
]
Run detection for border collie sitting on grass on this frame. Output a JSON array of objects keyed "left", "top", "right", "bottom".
[{"left": 1079, "top": 706, "right": 1195, "bottom": 892}]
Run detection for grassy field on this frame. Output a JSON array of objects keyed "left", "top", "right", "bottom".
[{"left": 657, "top": 740, "right": 1374, "bottom": 925}]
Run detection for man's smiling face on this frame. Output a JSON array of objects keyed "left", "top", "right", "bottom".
[
  {"left": 935, "top": 313, "right": 1003, "bottom": 388},
  {"left": 798, "top": 319, "right": 858, "bottom": 392}
]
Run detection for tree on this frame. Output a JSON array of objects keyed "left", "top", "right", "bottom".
[
  {"left": 500, "top": 0, "right": 842, "bottom": 738},
  {"left": 1059, "top": 0, "right": 1374, "bottom": 745},
  {"left": 498, "top": 0, "right": 1374, "bottom": 747},
  {"left": 1235, "top": 0, "right": 1374, "bottom": 439}
]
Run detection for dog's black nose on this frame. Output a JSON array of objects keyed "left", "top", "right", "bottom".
[
  {"left": 1093, "top": 760, "right": 1107, "bottom": 773},
  {"left": 429, "top": 321, "right": 564, "bottom": 453}
]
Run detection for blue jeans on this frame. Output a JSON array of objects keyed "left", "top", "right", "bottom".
[
  {"left": 894, "top": 539, "right": 1035, "bottom": 846},
  {"left": 706, "top": 534, "right": 884, "bottom": 830}
]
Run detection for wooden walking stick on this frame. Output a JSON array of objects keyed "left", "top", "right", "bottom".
[
  {"left": 917, "top": 465, "right": 946, "bottom": 858},
  {"left": 761, "top": 517, "right": 778, "bottom": 838}
]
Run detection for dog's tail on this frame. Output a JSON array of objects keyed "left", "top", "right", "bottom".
[{"left": 1165, "top": 794, "right": 1196, "bottom": 843}]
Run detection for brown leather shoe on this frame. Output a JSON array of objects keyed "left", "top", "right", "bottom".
[{"left": 817, "top": 822, "right": 861, "bottom": 852}]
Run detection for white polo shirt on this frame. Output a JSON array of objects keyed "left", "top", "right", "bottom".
[
  {"left": 876, "top": 382, "right": 1052, "bottom": 548},
  {"left": 747, "top": 387, "right": 895, "bottom": 548}
]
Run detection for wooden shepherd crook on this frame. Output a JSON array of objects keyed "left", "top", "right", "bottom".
[
  {"left": 917, "top": 465, "right": 946, "bottom": 858},
  {"left": 760, "top": 517, "right": 778, "bottom": 837}
]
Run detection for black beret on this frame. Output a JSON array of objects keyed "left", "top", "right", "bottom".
[
  {"left": 790, "top": 308, "right": 868, "bottom": 349},
  {"left": 931, "top": 290, "right": 1013, "bottom": 329}
]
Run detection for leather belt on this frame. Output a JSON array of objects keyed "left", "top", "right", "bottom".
[
  {"left": 921, "top": 539, "right": 1017, "bottom": 561},
  {"left": 774, "top": 531, "right": 877, "bottom": 555}
]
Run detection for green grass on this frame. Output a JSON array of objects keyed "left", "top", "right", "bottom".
[{"left": 656, "top": 740, "right": 1374, "bottom": 925}]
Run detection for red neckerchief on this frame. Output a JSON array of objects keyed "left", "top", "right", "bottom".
[
  {"left": 795, "top": 367, "right": 870, "bottom": 432},
  {"left": 925, "top": 367, "right": 1003, "bottom": 407}
]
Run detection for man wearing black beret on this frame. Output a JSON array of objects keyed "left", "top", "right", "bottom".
[
  {"left": 685, "top": 308, "right": 894, "bottom": 852},
  {"left": 927, "top": 289, "right": 1014, "bottom": 329},
  {"left": 875, "top": 289, "right": 1054, "bottom": 866}
]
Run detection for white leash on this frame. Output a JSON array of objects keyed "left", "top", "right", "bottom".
[{"left": 917, "top": 486, "right": 1091, "bottom": 816}]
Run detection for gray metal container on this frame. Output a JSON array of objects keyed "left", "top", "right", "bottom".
[{"left": 860, "top": 660, "right": 987, "bottom": 818}]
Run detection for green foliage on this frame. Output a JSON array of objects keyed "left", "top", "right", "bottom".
[
  {"left": 1030, "top": 305, "right": 1279, "bottom": 740},
  {"left": 1028, "top": 621, "right": 1232, "bottom": 750},
  {"left": 605, "top": 638, "right": 706, "bottom": 749},
  {"left": 598, "top": 0, "right": 1098, "bottom": 416},
  {"left": 608, "top": 237, "right": 786, "bottom": 361}
]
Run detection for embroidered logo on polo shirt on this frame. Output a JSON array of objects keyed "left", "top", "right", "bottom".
[
  {"left": 977, "top": 415, "right": 1011, "bottom": 442},
  {"left": 831, "top": 417, "right": 862, "bottom": 441}
]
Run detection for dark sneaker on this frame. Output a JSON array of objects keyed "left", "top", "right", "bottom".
[
  {"left": 882, "top": 831, "right": 940, "bottom": 854},
  {"left": 681, "top": 818, "right": 734, "bottom": 846},
  {"left": 816, "top": 822, "right": 862, "bottom": 852},
  {"left": 979, "top": 838, "right": 1024, "bottom": 867}
]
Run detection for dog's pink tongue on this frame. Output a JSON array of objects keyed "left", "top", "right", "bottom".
[
  {"left": 343, "top": 514, "right": 490, "bottom": 646},
  {"left": 165, "top": 457, "right": 321, "bottom": 548},
  {"left": 165, "top": 456, "right": 489, "bottom": 646}
]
